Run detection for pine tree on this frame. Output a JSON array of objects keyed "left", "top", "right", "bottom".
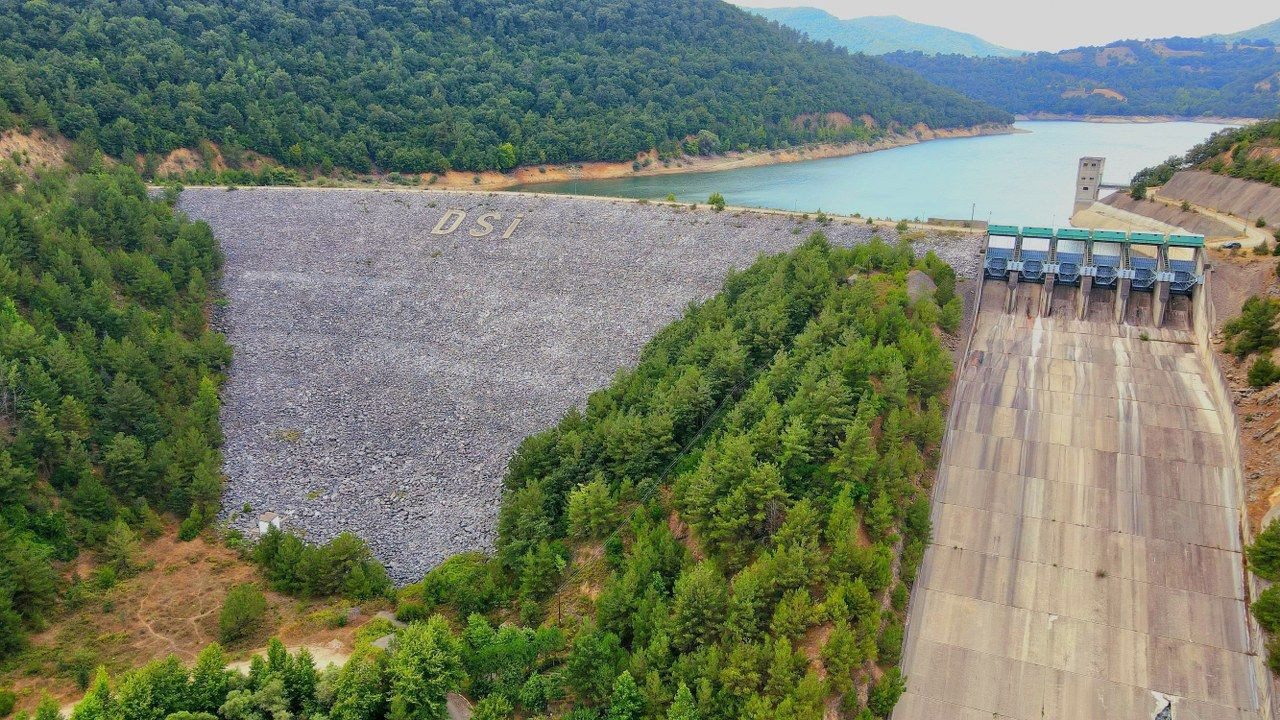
[
  {"left": 329, "top": 653, "right": 387, "bottom": 720},
  {"left": 102, "top": 520, "right": 139, "bottom": 574},
  {"left": 607, "top": 671, "right": 645, "bottom": 720},
  {"left": 565, "top": 477, "right": 619, "bottom": 540},
  {"left": 103, "top": 430, "right": 147, "bottom": 499},
  {"left": 71, "top": 668, "right": 114, "bottom": 720},
  {"left": 189, "top": 644, "right": 231, "bottom": 714},
  {"left": 867, "top": 668, "right": 905, "bottom": 718},
  {"left": 670, "top": 562, "right": 728, "bottom": 652},
  {"left": 666, "top": 683, "right": 700, "bottom": 720},
  {"left": 821, "top": 622, "right": 861, "bottom": 696},
  {"left": 387, "top": 616, "right": 464, "bottom": 720}
]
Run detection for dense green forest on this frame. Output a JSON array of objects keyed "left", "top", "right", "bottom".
[
  {"left": 0, "top": 0, "right": 1009, "bottom": 177},
  {"left": 17, "top": 235, "right": 958, "bottom": 719},
  {"left": 0, "top": 156, "right": 230, "bottom": 656},
  {"left": 884, "top": 38, "right": 1280, "bottom": 118},
  {"left": 1131, "top": 119, "right": 1280, "bottom": 190}
]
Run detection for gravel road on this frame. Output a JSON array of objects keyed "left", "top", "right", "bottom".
[{"left": 179, "top": 187, "right": 979, "bottom": 582}]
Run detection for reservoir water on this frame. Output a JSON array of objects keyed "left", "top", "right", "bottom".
[{"left": 516, "top": 121, "right": 1234, "bottom": 225}]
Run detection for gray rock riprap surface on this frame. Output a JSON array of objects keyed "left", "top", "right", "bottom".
[{"left": 179, "top": 188, "right": 979, "bottom": 582}]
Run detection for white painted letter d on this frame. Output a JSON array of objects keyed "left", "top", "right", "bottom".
[{"left": 431, "top": 209, "right": 466, "bottom": 235}]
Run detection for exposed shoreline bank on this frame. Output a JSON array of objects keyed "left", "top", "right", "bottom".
[
  {"left": 427, "top": 122, "right": 1016, "bottom": 190},
  {"left": 1014, "top": 112, "right": 1256, "bottom": 125}
]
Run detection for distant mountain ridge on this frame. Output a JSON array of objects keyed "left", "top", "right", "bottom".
[
  {"left": 748, "top": 6, "right": 1022, "bottom": 57},
  {"left": 1210, "top": 18, "right": 1280, "bottom": 43},
  {"left": 883, "top": 37, "right": 1280, "bottom": 118}
]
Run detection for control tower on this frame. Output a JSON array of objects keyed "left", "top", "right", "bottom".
[{"left": 1073, "top": 156, "right": 1105, "bottom": 212}]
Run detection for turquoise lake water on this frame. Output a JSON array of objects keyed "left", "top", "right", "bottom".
[{"left": 515, "top": 121, "right": 1234, "bottom": 226}]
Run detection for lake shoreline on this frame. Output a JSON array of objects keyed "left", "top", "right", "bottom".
[
  {"left": 430, "top": 122, "right": 1016, "bottom": 190},
  {"left": 1014, "top": 112, "right": 1256, "bottom": 125}
]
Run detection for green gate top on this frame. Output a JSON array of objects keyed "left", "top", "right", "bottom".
[
  {"left": 988, "top": 224, "right": 1020, "bottom": 236},
  {"left": 1055, "top": 228, "right": 1091, "bottom": 240},
  {"left": 1093, "top": 230, "right": 1127, "bottom": 242},
  {"left": 1021, "top": 226, "right": 1054, "bottom": 239},
  {"left": 1128, "top": 232, "right": 1166, "bottom": 245},
  {"left": 1167, "top": 234, "right": 1205, "bottom": 248}
]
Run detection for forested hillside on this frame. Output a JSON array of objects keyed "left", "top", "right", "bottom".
[
  {"left": 30, "top": 236, "right": 957, "bottom": 719},
  {"left": 0, "top": 155, "right": 230, "bottom": 656},
  {"left": 0, "top": 0, "right": 1009, "bottom": 177},
  {"left": 750, "top": 7, "right": 1022, "bottom": 57},
  {"left": 1211, "top": 18, "right": 1280, "bottom": 43},
  {"left": 1132, "top": 119, "right": 1280, "bottom": 189},
  {"left": 884, "top": 38, "right": 1280, "bottom": 118},
  {"left": 394, "top": 236, "right": 955, "bottom": 718}
]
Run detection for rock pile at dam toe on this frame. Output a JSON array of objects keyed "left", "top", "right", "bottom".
[{"left": 180, "top": 187, "right": 979, "bottom": 582}]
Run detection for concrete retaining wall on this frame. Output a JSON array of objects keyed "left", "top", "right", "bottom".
[{"left": 1193, "top": 268, "right": 1279, "bottom": 718}]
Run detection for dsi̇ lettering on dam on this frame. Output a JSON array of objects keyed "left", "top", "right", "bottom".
[{"left": 429, "top": 209, "right": 525, "bottom": 238}]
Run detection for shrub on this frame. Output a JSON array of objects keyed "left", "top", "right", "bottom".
[
  {"left": 707, "top": 192, "right": 725, "bottom": 212},
  {"left": 1223, "top": 296, "right": 1280, "bottom": 358},
  {"left": 1248, "top": 356, "right": 1280, "bottom": 388},
  {"left": 399, "top": 552, "right": 501, "bottom": 617},
  {"left": 939, "top": 296, "right": 963, "bottom": 333},
  {"left": 251, "top": 528, "right": 392, "bottom": 600},
  {"left": 1248, "top": 519, "right": 1280, "bottom": 581},
  {"left": 1259, "top": 217, "right": 1268, "bottom": 228},
  {"left": 178, "top": 508, "right": 204, "bottom": 541},
  {"left": 867, "top": 667, "right": 905, "bottom": 717},
  {"left": 0, "top": 688, "right": 15, "bottom": 717},
  {"left": 219, "top": 584, "right": 268, "bottom": 644},
  {"left": 1254, "top": 586, "right": 1280, "bottom": 634}
]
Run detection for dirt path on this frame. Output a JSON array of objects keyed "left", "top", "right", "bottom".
[
  {"left": 226, "top": 641, "right": 351, "bottom": 673},
  {"left": 1150, "top": 188, "right": 1273, "bottom": 248}
]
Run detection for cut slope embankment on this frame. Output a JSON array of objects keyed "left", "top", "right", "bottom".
[
  {"left": 896, "top": 306, "right": 1270, "bottom": 718},
  {"left": 1161, "top": 170, "right": 1280, "bottom": 224},
  {"left": 182, "top": 188, "right": 979, "bottom": 582},
  {"left": 1099, "top": 192, "right": 1240, "bottom": 237}
]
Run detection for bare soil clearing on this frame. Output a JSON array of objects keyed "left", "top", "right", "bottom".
[{"left": 3, "top": 528, "right": 376, "bottom": 715}]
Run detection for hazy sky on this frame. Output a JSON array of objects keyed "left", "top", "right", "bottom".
[{"left": 733, "top": 1, "right": 1278, "bottom": 52}]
